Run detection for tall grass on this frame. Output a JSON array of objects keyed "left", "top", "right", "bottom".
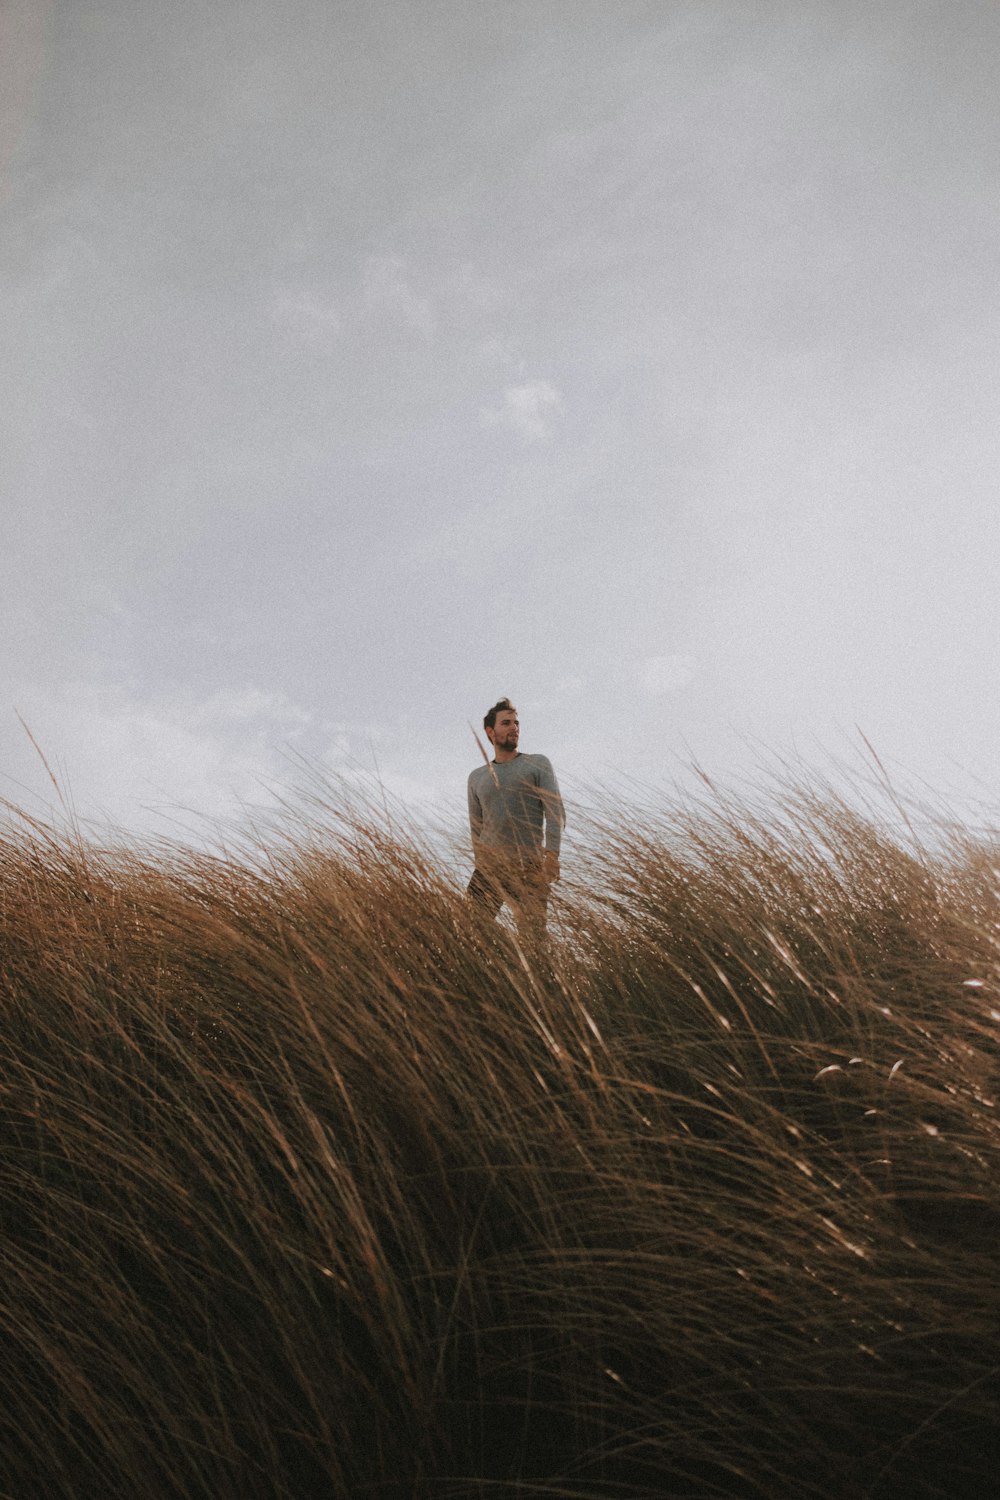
[{"left": 1, "top": 775, "right": 998, "bottom": 1498}]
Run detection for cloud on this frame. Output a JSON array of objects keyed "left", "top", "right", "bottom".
[
  {"left": 555, "top": 673, "right": 588, "bottom": 696},
  {"left": 362, "top": 255, "right": 434, "bottom": 335},
  {"left": 633, "top": 654, "right": 697, "bottom": 695},
  {"left": 195, "top": 686, "right": 312, "bottom": 732},
  {"left": 270, "top": 287, "right": 342, "bottom": 347},
  {"left": 4, "top": 682, "right": 317, "bottom": 836},
  {"left": 481, "top": 380, "right": 564, "bottom": 440},
  {"left": 1, "top": 680, "right": 460, "bottom": 850}
]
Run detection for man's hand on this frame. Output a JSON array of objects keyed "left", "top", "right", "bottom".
[{"left": 543, "top": 850, "right": 561, "bottom": 884}]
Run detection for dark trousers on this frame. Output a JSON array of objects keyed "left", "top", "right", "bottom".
[{"left": 466, "top": 850, "right": 550, "bottom": 944}]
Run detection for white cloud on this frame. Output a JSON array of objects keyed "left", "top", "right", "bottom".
[
  {"left": 555, "top": 673, "right": 588, "bottom": 696},
  {"left": 362, "top": 255, "right": 434, "bottom": 335},
  {"left": 0, "top": 679, "right": 466, "bottom": 849},
  {"left": 633, "top": 654, "right": 697, "bottom": 695},
  {"left": 481, "top": 380, "right": 564, "bottom": 440},
  {"left": 4, "top": 683, "right": 317, "bottom": 837},
  {"left": 270, "top": 288, "right": 342, "bottom": 347},
  {"left": 194, "top": 686, "right": 312, "bottom": 732}
]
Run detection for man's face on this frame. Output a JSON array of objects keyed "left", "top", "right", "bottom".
[{"left": 487, "top": 708, "right": 519, "bottom": 751}]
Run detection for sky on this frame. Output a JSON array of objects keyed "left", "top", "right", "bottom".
[{"left": 2, "top": 0, "right": 998, "bottom": 851}]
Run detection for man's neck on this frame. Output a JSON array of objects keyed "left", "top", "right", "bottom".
[{"left": 493, "top": 748, "right": 519, "bottom": 764}]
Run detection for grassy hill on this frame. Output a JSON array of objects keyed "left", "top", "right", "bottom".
[{"left": 2, "top": 780, "right": 998, "bottom": 1498}]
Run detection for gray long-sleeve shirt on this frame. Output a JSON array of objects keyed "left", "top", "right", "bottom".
[{"left": 467, "top": 753, "right": 565, "bottom": 858}]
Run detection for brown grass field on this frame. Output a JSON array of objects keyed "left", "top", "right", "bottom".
[{"left": 2, "top": 773, "right": 999, "bottom": 1498}]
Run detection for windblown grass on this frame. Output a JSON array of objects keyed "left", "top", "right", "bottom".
[{"left": 2, "top": 776, "right": 999, "bottom": 1498}]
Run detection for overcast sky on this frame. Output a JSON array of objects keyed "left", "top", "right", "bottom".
[{"left": 2, "top": 0, "right": 998, "bottom": 848}]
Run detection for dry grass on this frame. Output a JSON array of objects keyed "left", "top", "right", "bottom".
[{"left": 1, "top": 775, "right": 999, "bottom": 1498}]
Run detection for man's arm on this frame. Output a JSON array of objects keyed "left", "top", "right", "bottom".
[
  {"left": 535, "top": 757, "right": 565, "bottom": 879},
  {"left": 468, "top": 774, "right": 483, "bottom": 863}
]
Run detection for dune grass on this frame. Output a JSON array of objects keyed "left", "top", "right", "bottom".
[{"left": 1, "top": 775, "right": 998, "bottom": 1498}]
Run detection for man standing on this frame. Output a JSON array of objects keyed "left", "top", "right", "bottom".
[{"left": 466, "top": 698, "right": 565, "bottom": 940}]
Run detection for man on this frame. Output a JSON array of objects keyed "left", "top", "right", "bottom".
[{"left": 466, "top": 698, "right": 565, "bottom": 940}]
